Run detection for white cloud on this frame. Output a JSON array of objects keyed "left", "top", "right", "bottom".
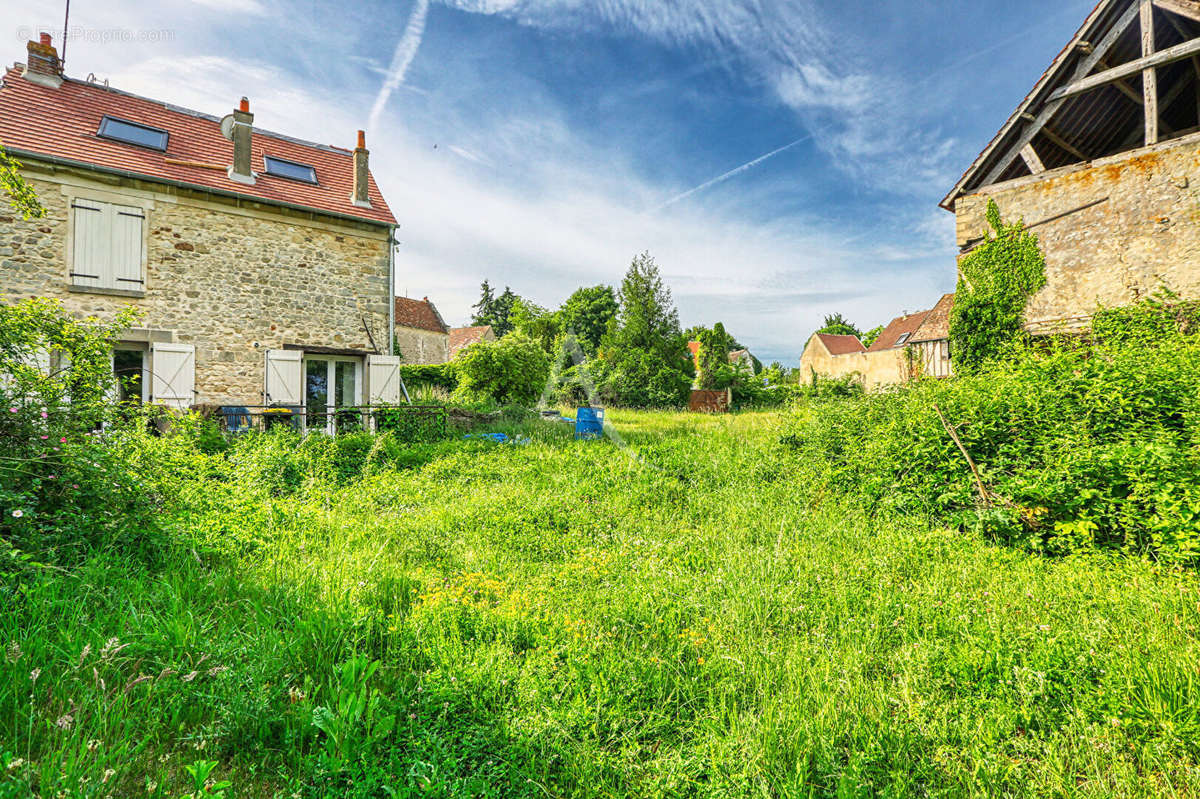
[{"left": 184, "top": 0, "right": 267, "bottom": 15}]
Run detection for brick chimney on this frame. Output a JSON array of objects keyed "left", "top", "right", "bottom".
[
  {"left": 352, "top": 130, "right": 372, "bottom": 208},
  {"left": 228, "top": 97, "right": 256, "bottom": 186},
  {"left": 24, "top": 33, "right": 62, "bottom": 88}
]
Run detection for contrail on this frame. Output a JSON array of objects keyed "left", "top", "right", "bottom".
[
  {"left": 368, "top": 0, "right": 431, "bottom": 133},
  {"left": 650, "top": 133, "right": 812, "bottom": 213}
]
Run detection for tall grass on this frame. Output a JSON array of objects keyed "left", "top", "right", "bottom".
[{"left": 2, "top": 411, "right": 1199, "bottom": 797}]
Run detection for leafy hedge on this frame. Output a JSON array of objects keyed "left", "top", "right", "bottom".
[
  {"left": 398, "top": 363, "right": 457, "bottom": 392},
  {"left": 788, "top": 299, "right": 1200, "bottom": 564}
]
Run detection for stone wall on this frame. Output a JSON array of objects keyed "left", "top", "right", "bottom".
[
  {"left": 395, "top": 327, "right": 449, "bottom": 365},
  {"left": 955, "top": 135, "right": 1200, "bottom": 332},
  {"left": 798, "top": 335, "right": 909, "bottom": 392},
  {"left": 1, "top": 162, "right": 392, "bottom": 404}
]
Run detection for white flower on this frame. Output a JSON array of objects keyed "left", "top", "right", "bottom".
[{"left": 10, "top": 510, "right": 23, "bottom": 519}]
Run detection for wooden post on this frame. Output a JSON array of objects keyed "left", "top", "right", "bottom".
[{"left": 1143, "top": 0, "right": 1159, "bottom": 145}]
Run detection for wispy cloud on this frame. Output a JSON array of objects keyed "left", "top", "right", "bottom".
[
  {"left": 368, "top": 0, "right": 431, "bottom": 133},
  {"left": 650, "top": 134, "right": 811, "bottom": 212}
]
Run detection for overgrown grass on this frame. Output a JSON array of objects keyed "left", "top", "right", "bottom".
[{"left": 2, "top": 411, "right": 1200, "bottom": 797}]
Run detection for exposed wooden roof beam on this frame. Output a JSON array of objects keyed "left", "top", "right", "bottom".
[
  {"left": 1020, "top": 143, "right": 1047, "bottom": 173},
  {"left": 1041, "top": 125, "right": 1090, "bottom": 160},
  {"left": 1154, "top": 0, "right": 1200, "bottom": 24},
  {"left": 1144, "top": 1, "right": 1160, "bottom": 145},
  {"left": 979, "top": 2, "right": 1142, "bottom": 188},
  {"left": 1048, "top": 35, "right": 1200, "bottom": 102}
]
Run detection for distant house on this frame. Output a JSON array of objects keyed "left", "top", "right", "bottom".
[
  {"left": 0, "top": 34, "right": 402, "bottom": 429},
  {"left": 943, "top": 0, "right": 1200, "bottom": 332},
  {"left": 449, "top": 325, "right": 496, "bottom": 359},
  {"left": 908, "top": 293, "right": 955, "bottom": 379},
  {"left": 798, "top": 333, "right": 867, "bottom": 383},
  {"left": 393, "top": 297, "right": 449, "bottom": 364},
  {"left": 687, "top": 341, "right": 757, "bottom": 373}
]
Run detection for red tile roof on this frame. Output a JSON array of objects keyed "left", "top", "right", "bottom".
[
  {"left": 816, "top": 334, "right": 866, "bottom": 356},
  {"left": 449, "top": 325, "right": 494, "bottom": 358},
  {"left": 395, "top": 297, "right": 447, "bottom": 334},
  {"left": 911, "top": 293, "right": 955, "bottom": 343},
  {"left": 0, "top": 66, "right": 395, "bottom": 225},
  {"left": 867, "top": 311, "right": 931, "bottom": 352}
]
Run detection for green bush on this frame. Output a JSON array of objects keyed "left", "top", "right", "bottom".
[
  {"left": 398, "top": 363, "right": 457, "bottom": 393},
  {"left": 0, "top": 299, "right": 163, "bottom": 569},
  {"left": 453, "top": 333, "right": 549, "bottom": 407},
  {"left": 788, "top": 299, "right": 1200, "bottom": 563}
]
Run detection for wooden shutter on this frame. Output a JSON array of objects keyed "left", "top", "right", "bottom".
[
  {"left": 71, "top": 198, "right": 108, "bottom": 288},
  {"left": 150, "top": 343, "right": 195, "bottom": 410},
  {"left": 110, "top": 203, "right": 145, "bottom": 289},
  {"left": 264, "top": 350, "right": 303, "bottom": 405},
  {"left": 366, "top": 355, "right": 402, "bottom": 406}
]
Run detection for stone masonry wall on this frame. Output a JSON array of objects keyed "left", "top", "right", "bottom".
[
  {"left": 955, "top": 136, "right": 1200, "bottom": 332},
  {"left": 1, "top": 167, "right": 391, "bottom": 404},
  {"left": 395, "top": 326, "right": 449, "bottom": 365},
  {"left": 798, "top": 335, "right": 908, "bottom": 392}
]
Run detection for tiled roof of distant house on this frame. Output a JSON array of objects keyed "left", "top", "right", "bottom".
[
  {"left": 449, "top": 325, "right": 494, "bottom": 358},
  {"left": 394, "top": 297, "right": 448, "bottom": 334},
  {"left": 816, "top": 334, "right": 867, "bottom": 356},
  {"left": 911, "top": 294, "right": 955, "bottom": 343},
  {"left": 867, "top": 311, "right": 931, "bottom": 352},
  {"left": 0, "top": 65, "right": 395, "bottom": 225}
]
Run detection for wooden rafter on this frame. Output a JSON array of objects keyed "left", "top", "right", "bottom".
[
  {"left": 1154, "top": 0, "right": 1200, "bottom": 23},
  {"left": 979, "top": 2, "right": 1142, "bottom": 188},
  {"left": 1020, "top": 143, "right": 1046, "bottom": 173},
  {"left": 1041, "top": 125, "right": 1090, "bottom": 160},
  {"left": 1048, "top": 36, "right": 1200, "bottom": 102},
  {"left": 1144, "top": 0, "right": 1160, "bottom": 145}
]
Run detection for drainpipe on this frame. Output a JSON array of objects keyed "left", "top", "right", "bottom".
[{"left": 388, "top": 226, "right": 396, "bottom": 357}]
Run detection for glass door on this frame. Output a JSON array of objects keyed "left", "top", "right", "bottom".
[{"left": 304, "top": 357, "right": 362, "bottom": 434}]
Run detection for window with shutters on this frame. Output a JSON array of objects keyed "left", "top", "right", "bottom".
[{"left": 70, "top": 198, "right": 146, "bottom": 292}]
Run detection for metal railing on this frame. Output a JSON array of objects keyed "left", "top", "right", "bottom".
[{"left": 195, "top": 404, "right": 448, "bottom": 440}]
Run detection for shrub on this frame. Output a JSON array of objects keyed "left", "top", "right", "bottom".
[
  {"left": 452, "top": 333, "right": 550, "bottom": 407},
  {"left": 398, "top": 363, "right": 457, "bottom": 393},
  {"left": 788, "top": 299, "right": 1200, "bottom": 564},
  {"left": 0, "top": 299, "right": 163, "bottom": 568}
]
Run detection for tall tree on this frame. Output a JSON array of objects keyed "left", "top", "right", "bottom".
[
  {"left": 558, "top": 285, "right": 618, "bottom": 354},
  {"left": 510, "top": 297, "right": 560, "bottom": 354},
  {"left": 492, "top": 287, "right": 518, "bottom": 337},
  {"left": 815, "top": 313, "right": 862, "bottom": 338},
  {"left": 597, "top": 252, "right": 691, "bottom": 407},
  {"left": 470, "top": 280, "right": 496, "bottom": 328},
  {"left": 696, "top": 322, "right": 735, "bottom": 390}
]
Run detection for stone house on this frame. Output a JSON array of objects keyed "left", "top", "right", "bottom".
[
  {"left": 449, "top": 325, "right": 496, "bottom": 359},
  {"left": 943, "top": 0, "right": 1200, "bottom": 332},
  {"left": 394, "top": 296, "right": 449, "bottom": 364},
  {"left": 908, "top": 293, "right": 955, "bottom": 379},
  {"left": 798, "top": 333, "right": 865, "bottom": 381},
  {"left": 0, "top": 35, "right": 403, "bottom": 428}
]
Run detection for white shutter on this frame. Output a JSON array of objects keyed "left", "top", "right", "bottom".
[
  {"left": 150, "top": 343, "right": 195, "bottom": 410},
  {"left": 32, "top": 348, "right": 52, "bottom": 376},
  {"left": 366, "top": 355, "right": 402, "bottom": 406},
  {"left": 264, "top": 350, "right": 303, "bottom": 405},
  {"left": 71, "top": 199, "right": 108, "bottom": 288},
  {"left": 110, "top": 203, "right": 145, "bottom": 289}
]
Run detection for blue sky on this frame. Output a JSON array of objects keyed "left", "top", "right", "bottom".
[{"left": 4, "top": 0, "right": 1099, "bottom": 364}]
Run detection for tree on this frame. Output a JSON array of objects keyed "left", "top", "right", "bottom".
[
  {"left": 1, "top": 145, "right": 44, "bottom": 220},
  {"left": 558, "top": 285, "right": 618, "bottom": 355},
  {"left": 596, "top": 253, "right": 691, "bottom": 408},
  {"left": 816, "top": 313, "right": 862, "bottom": 338},
  {"left": 452, "top": 332, "right": 550, "bottom": 406},
  {"left": 470, "top": 280, "right": 496, "bottom": 328},
  {"left": 492, "top": 287, "right": 518, "bottom": 337},
  {"left": 510, "top": 297, "right": 559, "bottom": 354},
  {"left": 696, "top": 322, "right": 735, "bottom": 390},
  {"left": 861, "top": 325, "right": 884, "bottom": 349}
]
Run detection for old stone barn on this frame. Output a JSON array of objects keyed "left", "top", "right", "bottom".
[{"left": 944, "top": 0, "right": 1200, "bottom": 332}]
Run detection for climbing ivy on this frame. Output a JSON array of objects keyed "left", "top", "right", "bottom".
[
  {"left": 949, "top": 199, "right": 1046, "bottom": 372},
  {"left": 0, "top": 145, "right": 44, "bottom": 220}
]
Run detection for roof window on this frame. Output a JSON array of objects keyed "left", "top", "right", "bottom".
[
  {"left": 97, "top": 116, "right": 169, "bottom": 151},
  {"left": 896, "top": 333, "right": 912, "bottom": 346},
  {"left": 263, "top": 155, "right": 317, "bottom": 184}
]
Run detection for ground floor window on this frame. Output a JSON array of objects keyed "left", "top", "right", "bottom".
[
  {"left": 303, "top": 356, "right": 362, "bottom": 434},
  {"left": 113, "top": 346, "right": 148, "bottom": 404}
]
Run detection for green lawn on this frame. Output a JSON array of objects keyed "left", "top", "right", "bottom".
[{"left": 3, "top": 410, "right": 1199, "bottom": 797}]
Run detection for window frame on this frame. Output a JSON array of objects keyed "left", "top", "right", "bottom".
[
  {"left": 262, "top": 155, "right": 319, "bottom": 185},
  {"left": 97, "top": 115, "right": 170, "bottom": 152}
]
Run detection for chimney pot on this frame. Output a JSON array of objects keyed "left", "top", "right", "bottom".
[
  {"left": 239, "top": 97, "right": 250, "bottom": 113},
  {"left": 357, "top": 130, "right": 366, "bottom": 150},
  {"left": 39, "top": 33, "right": 52, "bottom": 46}
]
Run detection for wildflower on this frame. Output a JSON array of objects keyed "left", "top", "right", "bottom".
[
  {"left": 5, "top": 642, "right": 22, "bottom": 663},
  {"left": 40, "top": 435, "right": 48, "bottom": 440},
  {"left": 11, "top": 510, "right": 23, "bottom": 519},
  {"left": 102, "top": 768, "right": 115, "bottom": 784},
  {"left": 87, "top": 739, "right": 101, "bottom": 751},
  {"left": 697, "top": 657, "right": 706, "bottom": 665},
  {"left": 40, "top": 411, "right": 48, "bottom": 419},
  {"left": 288, "top": 686, "right": 306, "bottom": 703},
  {"left": 8, "top": 407, "right": 16, "bottom": 413},
  {"left": 146, "top": 780, "right": 157, "bottom": 794},
  {"left": 6, "top": 758, "right": 25, "bottom": 771},
  {"left": 54, "top": 713, "right": 73, "bottom": 730},
  {"left": 207, "top": 665, "right": 229, "bottom": 677},
  {"left": 30, "top": 668, "right": 41, "bottom": 683}
]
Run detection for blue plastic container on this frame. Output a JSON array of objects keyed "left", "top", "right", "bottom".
[{"left": 575, "top": 407, "right": 605, "bottom": 440}]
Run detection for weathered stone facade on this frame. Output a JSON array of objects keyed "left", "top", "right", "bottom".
[
  {"left": 395, "top": 326, "right": 449, "bottom": 365},
  {"left": 2, "top": 162, "right": 392, "bottom": 404},
  {"left": 954, "top": 135, "right": 1200, "bottom": 332},
  {"left": 798, "top": 333, "right": 908, "bottom": 392}
]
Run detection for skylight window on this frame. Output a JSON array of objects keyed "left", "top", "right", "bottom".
[
  {"left": 896, "top": 333, "right": 912, "bottom": 346},
  {"left": 263, "top": 155, "right": 317, "bottom": 184},
  {"left": 97, "top": 116, "right": 169, "bottom": 151}
]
